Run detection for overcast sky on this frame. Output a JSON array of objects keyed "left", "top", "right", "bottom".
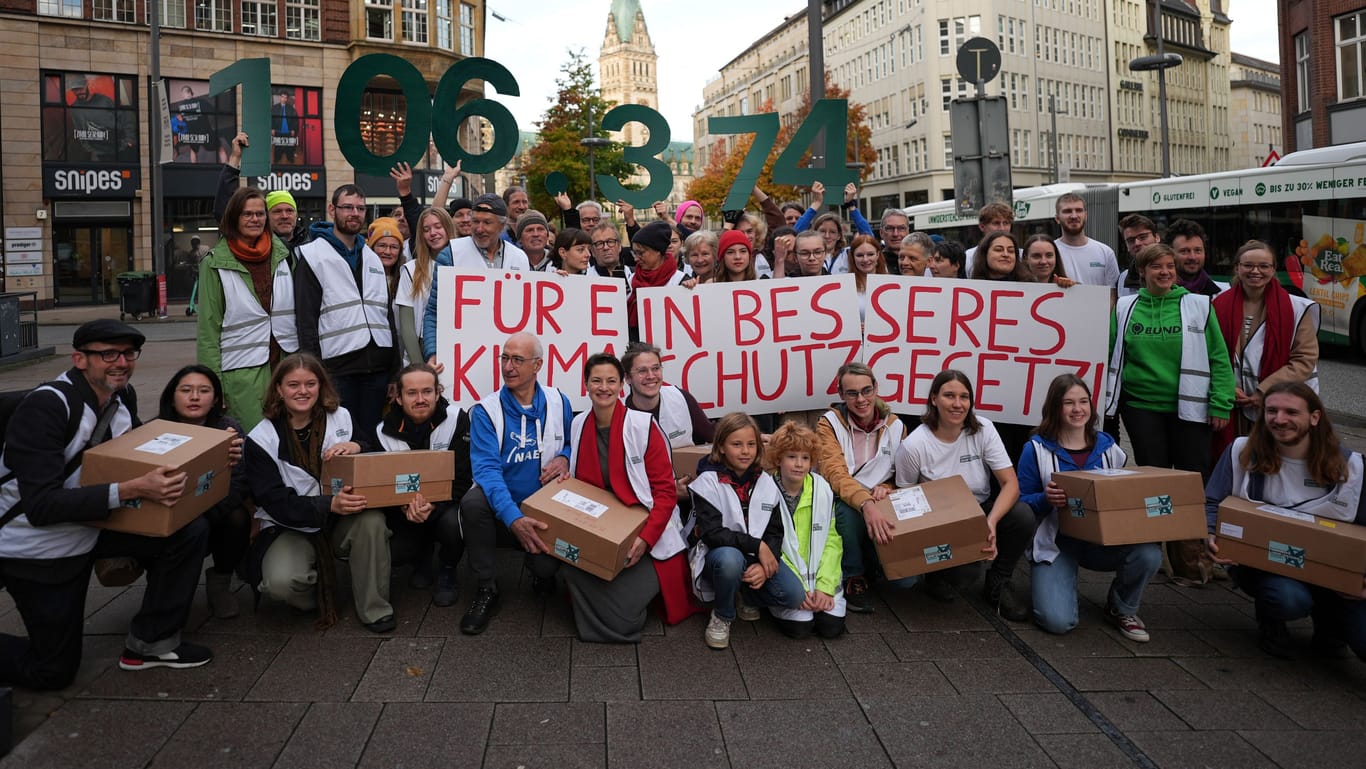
[{"left": 484, "top": 0, "right": 1281, "bottom": 144}]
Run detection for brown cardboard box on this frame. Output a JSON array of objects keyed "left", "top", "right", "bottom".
[
  {"left": 871, "top": 476, "right": 992, "bottom": 580},
  {"left": 1216, "top": 496, "right": 1366, "bottom": 594},
  {"left": 322, "top": 450, "right": 455, "bottom": 508},
  {"left": 1052, "top": 466, "right": 1206, "bottom": 546},
  {"left": 521, "top": 477, "right": 648, "bottom": 581},
  {"left": 82, "top": 419, "right": 234, "bottom": 537},
  {"left": 670, "top": 444, "right": 711, "bottom": 478}
]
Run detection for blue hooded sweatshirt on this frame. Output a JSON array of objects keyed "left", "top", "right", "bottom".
[
  {"left": 420, "top": 243, "right": 454, "bottom": 360},
  {"left": 1017, "top": 431, "right": 1123, "bottom": 516},
  {"left": 468, "top": 383, "right": 573, "bottom": 527}
]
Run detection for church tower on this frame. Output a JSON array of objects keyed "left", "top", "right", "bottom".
[{"left": 598, "top": 0, "right": 658, "bottom": 148}]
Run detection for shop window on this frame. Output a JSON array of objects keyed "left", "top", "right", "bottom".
[
  {"left": 166, "top": 78, "right": 237, "bottom": 165},
  {"left": 270, "top": 86, "right": 325, "bottom": 166},
  {"left": 41, "top": 71, "right": 140, "bottom": 163},
  {"left": 361, "top": 90, "right": 409, "bottom": 157}
]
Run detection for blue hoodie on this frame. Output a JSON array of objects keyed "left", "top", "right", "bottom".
[
  {"left": 308, "top": 221, "right": 366, "bottom": 270},
  {"left": 420, "top": 244, "right": 454, "bottom": 360},
  {"left": 1017, "top": 431, "right": 1122, "bottom": 516},
  {"left": 468, "top": 383, "right": 573, "bottom": 527}
]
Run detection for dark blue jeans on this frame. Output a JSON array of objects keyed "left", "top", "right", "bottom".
[
  {"left": 705, "top": 546, "right": 805, "bottom": 621},
  {"left": 1234, "top": 566, "right": 1366, "bottom": 658},
  {"left": 333, "top": 368, "right": 390, "bottom": 448}
]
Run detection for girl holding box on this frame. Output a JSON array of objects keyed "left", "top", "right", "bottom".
[{"left": 767, "top": 423, "right": 846, "bottom": 640}]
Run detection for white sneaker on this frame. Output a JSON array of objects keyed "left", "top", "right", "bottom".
[{"left": 705, "top": 611, "right": 733, "bottom": 649}]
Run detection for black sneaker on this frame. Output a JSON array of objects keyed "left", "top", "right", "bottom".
[
  {"left": 460, "top": 586, "right": 500, "bottom": 635},
  {"left": 433, "top": 565, "right": 459, "bottom": 608},
  {"left": 363, "top": 614, "right": 397, "bottom": 634},
  {"left": 532, "top": 575, "right": 556, "bottom": 597},
  {"left": 844, "top": 576, "right": 874, "bottom": 614},
  {"left": 925, "top": 573, "right": 957, "bottom": 603},
  {"left": 982, "top": 574, "right": 1030, "bottom": 622},
  {"left": 119, "top": 642, "right": 213, "bottom": 671},
  {"left": 1258, "top": 619, "right": 1295, "bottom": 660},
  {"left": 409, "top": 561, "right": 436, "bottom": 590}
]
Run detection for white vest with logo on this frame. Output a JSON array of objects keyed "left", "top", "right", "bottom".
[
  {"left": 686, "top": 471, "right": 791, "bottom": 602},
  {"left": 299, "top": 239, "right": 392, "bottom": 359},
  {"left": 651, "top": 385, "right": 693, "bottom": 448},
  {"left": 820, "top": 409, "right": 904, "bottom": 488},
  {"left": 1228, "top": 437, "right": 1365, "bottom": 523},
  {"left": 1233, "top": 295, "right": 1320, "bottom": 420},
  {"left": 248, "top": 408, "right": 353, "bottom": 534},
  {"left": 476, "top": 386, "right": 567, "bottom": 471},
  {"left": 770, "top": 473, "right": 846, "bottom": 621},
  {"left": 1106, "top": 292, "right": 1213, "bottom": 422},
  {"left": 1028, "top": 440, "right": 1128, "bottom": 564},
  {"left": 271, "top": 257, "right": 299, "bottom": 353},
  {"left": 217, "top": 268, "right": 272, "bottom": 370},
  {"left": 568, "top": 408, "right": 687, "bottom": 560},
  {"left": 375, "top": 411, "right": 461, "bottom": 453}
]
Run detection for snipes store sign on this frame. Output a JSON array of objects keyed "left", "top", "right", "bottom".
[{"left": 43, "top": 165, "right": 139, "bottom": 199}]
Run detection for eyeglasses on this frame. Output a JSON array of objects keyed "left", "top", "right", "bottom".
[
  {"left": 580, "top": 216, "right": 601, "bottom": 226},
  {"left": 841, "top": 385, "right": 876, "bottom": 400},
  {"left": 334, "top": 204, "right": 366, "bottom": 213},
  {"left": 241, "top": 211, "right": 266, "bottom": 219},
  {"left": 1123, "top": 232, "right": 1155, "bottom": 246},
  {"left": 592, "top": 239, "right": 620, "bottom": 249},
  {"left": 796, "top": 249, "right": 825, "bottom": 258},
  {"left": 81, "top": 347, "right": 141, "bottom": 362},
  {"left": 1239, "top": 263, "right": 1276, "bottom": 272},
  {"left": 499, "top": 354, "right": 539, "bottom": 367},
  {"left": 882, "top": 224, "right": 909, "bottom": 233},
  {"left": 631, "top": 364, "right": 663, "bottom": 377}
]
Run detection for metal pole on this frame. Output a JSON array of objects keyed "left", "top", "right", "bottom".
[
  {"left": 1050, "top": 94, "right": 1058, "bottom": 184},
  {"left": 808, "top": 0, "right": 825, "bottom": 175},
  {"left": 1153, "top": 0, "right": 1171, "bottom": 177},
  {"left": 149, "top": 0, "right": 164, "bottom": 311}
]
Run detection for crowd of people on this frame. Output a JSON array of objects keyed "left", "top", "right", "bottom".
[{"left": 0, "top": 139, "right": 1360, "bottom": 692}]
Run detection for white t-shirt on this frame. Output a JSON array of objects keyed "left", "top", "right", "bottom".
[
  {"left": 1261, "top": 456, "right": 1329, "bottom": 509},
  {"left": 1055, "top": 238, "right": 1119, "bottom": 288},
  {"left": 394, "top": 261, "right": 430, "bottom": 365},
  {"left": 893, "top": 417, "right": 1011, "bottom": 503}
]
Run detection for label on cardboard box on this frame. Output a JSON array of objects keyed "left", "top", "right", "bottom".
[
  {"left": 552, "top": 489, "right": 609, "bottom": 519},
  {"left": 195, "top": 470, "right": 215, "bottom": 496},
  {"left": 1068, "top": 498, "right": 1085, "bottom": 517},
  {"left": 1088, "top": 468, "right": 1138, "bottom": 476},
  {"left": 1219, "top": 522, "right": 1244, "bottom": 539},
  {"left": 135, "top": 433, "right": 194, "bottom": 455},
  {"left": 1144, "top": 495, "right": 1174, "bottom": 517},
  {"left": 395, "top": 473, "right": 422, "bottom": 494},
  {"left": 1268, "top": 540, "right": 1306, "bottom": 568},
  {"left": 1259, "top": 504, "right": 1315, "bottom": 524},
  {"left": 555, "top": 538, "right": 581, "bottom": 563},
  {"left": 890, "top": 487, "right": 931, "bottom": 520},
  {"left": 923, "top": 544, "right": 953, "bottom": 564}
]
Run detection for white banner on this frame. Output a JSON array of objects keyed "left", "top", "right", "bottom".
[
  {"left": 637, "top": 276, "right": 865, "bottom": 415},
  {"left": 862, "top": 276, "right": 1110, "bottom": 424},
  {"left": 433, "top": 268, "right": 628, "bottom": 411}
]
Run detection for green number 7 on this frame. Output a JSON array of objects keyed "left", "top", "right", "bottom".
[{"left": 707, "top": 113, "right": 780, "bottom": 210}]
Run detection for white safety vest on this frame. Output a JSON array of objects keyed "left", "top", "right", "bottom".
[
  {"left": 771, "top": 473, "right": 846, "bottom": 622},
  {"left": 1233, "top": 295, "right": 1320, "bottom": 420},
  {"left": 1027, "top": 439, "right": 1128, "bottom": 564},
  {"left": 568, "top": 408, "right": 687, "bottom": 560},
  {"left": 645, "top": 385, "right": 693, "bottom": 448},
  {"left": 217, "top": 268, "right": 272, "bottom": 370},
  {"left": 1106, "top": 292, "right": 1213, "bottom": 422},
  {"left": 298, "top": 239, "right": 393, "bottom": 359},
  {"left": 820, "top": 409, "right": 904, "bottom": 488},
  {"left": 687, "top": 471, "right": 791, "bottom": 602},
  {"left": 248, "top": 408, "right": 353, "bottom": 534},
  {"left": 375, "top": 410, "right": 461, "bottom": 453},
  {"left": 448, "top": 237, "right": 532, "bottom": 271},
  {"left": 1228, "top": 437, "right": 1365, "bottom": 523},
  {"left": 475, "top": 386, "right": 567, "bottom": 471},
  {"left": 271, "top": 257, "right": 299, "bottom": 353}
]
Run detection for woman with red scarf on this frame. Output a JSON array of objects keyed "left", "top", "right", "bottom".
[
  {"left": 196, "top": 186, "right": 292, "bottom": 432},
  {"left": 561, "top": 352, "right": 701, "bottom": 642},
  {"left": 627, "top": 221, "right": 686, "bottom": 342},
  {"left": 1213, "top": 240, "right": 1320, "bottom": 454}
]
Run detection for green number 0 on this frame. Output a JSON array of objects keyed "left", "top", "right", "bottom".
[
  {"left": 597, "top": 104, "right": 673, "bottom": 210},
  {"left": 431, "top": 58, "right": 521, "bottom": 175},
  {"left": 208, "top": 58, "right": 272, "bottom": 177},
  {"left": 335, "top": 54, "right": 432, "bottom": 176}
]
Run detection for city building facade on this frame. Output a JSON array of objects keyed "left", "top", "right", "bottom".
[
  {"left": 1229, "top": 52, "right": 1283, "bottom": 168},
  {"left": 1279, "top": 0, "right": 1366, "bottom": 152}
]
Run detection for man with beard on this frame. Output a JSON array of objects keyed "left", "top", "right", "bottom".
[
  {"left": 1054, "top": 193, "right": 1119, "bottom": 295},
  {"left": 1168, "top": 219, "right": 1225, "bottom": 296},
  {"left": 293, "top": 184, "right": 394, "bottom": 446},
  {"left": 1205, "top": 382, "right": 1366, "bottom": 660}
]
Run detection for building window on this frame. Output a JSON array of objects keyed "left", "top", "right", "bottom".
[
  {"left": 41, "top": 71, "right": 140, "bottom": 163},
  {"left": 286, "top": 0, "right": 320, "bottom": 40},
  {"left": 1296, "top": 32, "right": 1311, "bottom": 112},
  {"left": 459, "top": 3, "right": 475, "bottom": 55},
  {"left": 943, "top": 133, "right": 953, "bottom": 168},
  {"left": 1337, "top": 11, "right": 1366, "bottom": 100},
  {"left": 161, "top": 0, "right": 186, "bottom": 28},
  {"left": 436, "top": 0, "right": 453, "bottom": 49},
  {"left": 38, "top": 0, "right": 82, "bottom": 18},
  {"left": 242, "top": 0, "right": 278, "bottom": 37},
  {"left": 94, "top": 0, "right": 136, "bottom": 23},
  {"left": 195, "top": 0, "right": 232, "bottom": 32},
  {"left": 361, "top": 90, "right": 408, "bottom": 157},
  {"left": 402, "top": 0, "right": 428, "bottom": 44},
  {"left": 367, "top": 0, "right": 394, "bottom": 40}
]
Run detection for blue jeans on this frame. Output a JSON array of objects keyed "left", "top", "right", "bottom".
[
  {"left": 1031, "top": 536, "right": 1162, "bottom": 635},
  {"left": 1234, "top": 567, "right": 1366, "bottom": 658},
  {"left": 705, "top": 546, "right": 805, "bottom": 621},
  {"left": 834, "top": 500, "right": 868, "bottom": 581}
]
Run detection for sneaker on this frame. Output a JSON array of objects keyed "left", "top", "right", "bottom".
[
  {"left": 704, "top": 610, "right": 733, "bottom": 649},
  {"left": 119, "top": 642, "right": 213, "bottom": 671},
  {"left": 844, "top": 576, "right": 874, "bottom": 614},
  {"left": 983, "top": 574, "right": 1030, "bottom": 622},
  {"left": 736, "top": 596, "right": 761, "bottom": 622},
  {"left": 363, "top": 614, "right": 397, "bottom": 634},
  {"left": 925, "top": 574, "right": 957, "bottom": 603},
  {"left": 1258, "top": 619, "right": 1295, "bottom": 660},
  {"left": 432, "top": 565, "right": 459, "bottom": 608},
  {"left": 1169, "top": 575, "right": 1205, "bottom": 588},
  {"left": 1107, "top": 605, "right": 1151, "bottom": 643},
  {"left": 460, "top": 586, "right": 500, "bottom": 635}
]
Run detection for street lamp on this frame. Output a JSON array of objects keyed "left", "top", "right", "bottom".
[
  {"left": 579, "top": 103, "right": 611, "bottom": 201},
  {"left": 1129, "top": 0, "right": 1183, "bottom": 177}
]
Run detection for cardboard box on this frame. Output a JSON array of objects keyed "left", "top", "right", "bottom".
[
  {"left": 322, "top": 450, "right": 455, "bottom": 508},
  {"left": 670, "top": 444, "right": 711, "bottom": 478},
  {"left": 872, "top": 476, "right": 992, "bottom": 580},
  {"left": 1052, "top": 466, "right": 1206, "bottom": 546},
  {"left": 1216, "top": 496, "right": 1366, "bottom": 594},
  {"left": 82, "top": 419, "right": 234, "bottom": 537},
  {"left": 521, "top": 477, "right": 648, "bottom": 581}
]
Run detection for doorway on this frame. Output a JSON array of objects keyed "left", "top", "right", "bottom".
[{"left": 52, "top": 223, "right": 132, "bottom": 305}]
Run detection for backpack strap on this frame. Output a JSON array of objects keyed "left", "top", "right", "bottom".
[{"left": 0, "top": 381, "right": 89, "bottom": 529}]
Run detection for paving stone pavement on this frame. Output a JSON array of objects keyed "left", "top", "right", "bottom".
[{"left": 3, "top": 551, "right": 1365, "bottom": 769}]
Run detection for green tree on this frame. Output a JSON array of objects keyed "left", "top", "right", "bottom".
[{"left": 521, "top": 49, "right": 633, "bottom": 216}]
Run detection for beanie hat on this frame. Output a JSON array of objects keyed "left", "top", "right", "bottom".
[
  {"left": 675, "top": 200, "right": 702, "bottom": 225},
  {"left": 718, "top": 229, "right": 751, "bottom": 256},
  {"left": 515, "top": 211, "right": 549, "bottom": 240},
  {"left": 632, "top": 220, "right": 674, "bottom": 256},
  {"left": 265, "top": 190, "right": 297, "bottom": 211},
  {"left": 366, "top": 217, "right": 403, "bottom": 245}
]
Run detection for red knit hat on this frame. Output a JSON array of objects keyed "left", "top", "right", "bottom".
[{"left": 718, "top": 229, "right": 751, "bottom": 256}]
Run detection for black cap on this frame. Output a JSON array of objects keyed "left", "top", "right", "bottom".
[
  {"left": 73, "top": 319, "right": 146, "bottom": 349},
  {"left": 632, "top": 220, "right": 673, "bottom": 256},
  {"left": 471, "top": 193, "right": 508, "bottom": 217}
]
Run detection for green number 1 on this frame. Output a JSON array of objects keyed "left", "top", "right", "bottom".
[
  {"left": 208, "top": 58, "right": 272, "bottom": 176},
  {"left": 597, "top": 104, "right": 673, "bottom": 210}
]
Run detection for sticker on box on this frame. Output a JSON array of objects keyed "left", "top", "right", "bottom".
[
  {"left": 1144, "top": 495, "right": 1173, "bottom": 517},
  {"left": 195, "top": 469, "right": 215, "bottom": 496},
  {"left": 1218, "top": 522, "right": 1244, "bottom": 539},
  {"left": 923, "top": 544, "right": 953, "bottom": 564},
  {"left": 330, "top": 478, "right": 343, "bottom": 495},
  {"left": 1258, "top": 504, "right": 1315, "bottom": 523},
  {"left": 1067, "top": 498, "right": 1086, "bottom": 518},
  {"left": 1267, "top": 540, "right": 1306, "bottom": 569},
  {"left": 134, "top": 433, "right": 193, "bottom": 455},
  {"left": 890, "top": 487, "right": 931, "bottom": 520},
  {"left": 1087, "top": 468, "right": 1138, "bottom": 476},
  {"left": 551, "top": 489, "right": 609, "bottom": 519},
  {"left": 394, "top": 473, "right": 421, "bottom": 494},
  {"left": 554, "top": 538, "right": 580, "bottom": 563}
]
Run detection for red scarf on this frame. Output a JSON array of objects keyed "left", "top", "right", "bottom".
[
  {"left": 1213, "top": 279, "right": 1294, "bottom": 382},
  {"left": 627, "top": 256, "right": 678, "bottom": 327},
  {"left": 227, "top": 233, "right": 273, "bottom": 264}
]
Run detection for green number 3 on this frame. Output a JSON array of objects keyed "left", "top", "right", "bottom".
[{"left": 597, "top": 104, "right": 673, "bottom": 210}]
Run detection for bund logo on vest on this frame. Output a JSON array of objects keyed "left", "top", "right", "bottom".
[{"left": 1129, "top": 321, "right": 1181, "bottom": 336}]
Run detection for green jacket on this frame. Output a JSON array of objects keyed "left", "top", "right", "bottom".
[
  {"left": 195, "top": 235, "right": 290, "bottom": 373},
  {"left": 780, "top": 472, "right": 844, "bottom": 597},
  {"left": 1109, "top": 286, "right": 1235, "bottom": 419}
]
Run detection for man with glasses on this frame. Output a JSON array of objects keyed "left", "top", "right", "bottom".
[
  {"left": 294, "top": 183, "right": 394, "bottom": 446},
  {"left": 588, "top": 221, "right": 633, "bottom": 287},
  {"left": 878, "top": 209, "right": 911, "bottom": 275},
  {"left": 0, "top": 320, "right": 213, "bottom": 689},
  {"left": 457, "top": 332, "right": 574, "bottom": 635},
  {"left": 1117, "top": 214, "right": 1160, "bottom": 298}
]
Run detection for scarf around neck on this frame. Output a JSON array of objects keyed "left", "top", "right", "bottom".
[
  {"left": 1213, "top": 279, "right": 1294, "bottom": 382},
  {"left": 628, "top": 255, "right": 678, "bottom": 327},
  {"left": 228, "top": 233, "right": 273, "bottom": 264}
]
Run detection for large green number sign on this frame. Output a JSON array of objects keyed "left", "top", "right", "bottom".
[{"left": 210, "top": 57, "right": 851, "bottom": 206}]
